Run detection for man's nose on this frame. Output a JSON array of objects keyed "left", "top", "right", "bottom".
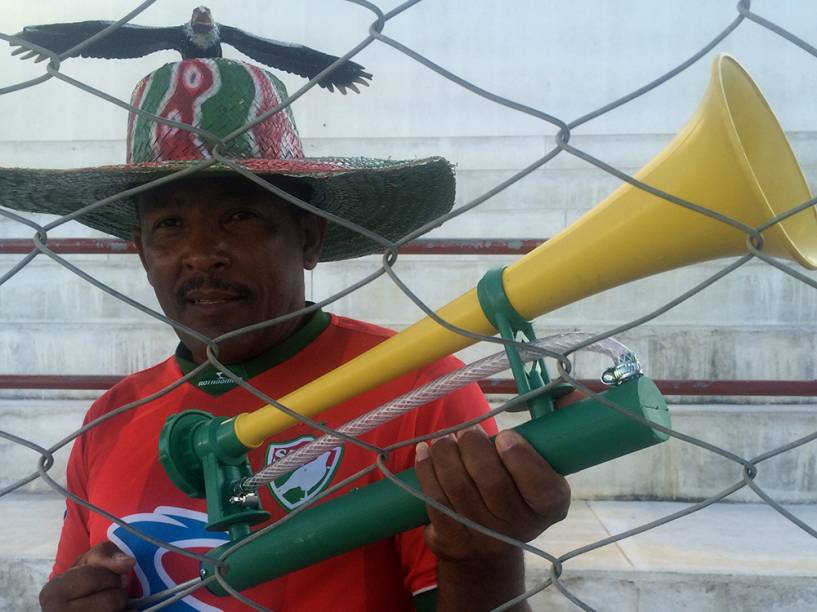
[{"left": 181, "top": 227, "right": 230, "bottom": 271}]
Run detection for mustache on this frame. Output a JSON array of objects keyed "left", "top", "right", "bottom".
[{"left": 175, "top": 275, "right": 253, "bottom": 306}]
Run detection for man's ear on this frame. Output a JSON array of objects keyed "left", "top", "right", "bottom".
[{"left": 300, "top": 213, "right": 327, "bottom": 270}]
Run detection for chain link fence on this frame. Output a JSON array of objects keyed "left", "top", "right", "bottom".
[{"left": 1, "top": 0, "right": 816, "bottom": 610}]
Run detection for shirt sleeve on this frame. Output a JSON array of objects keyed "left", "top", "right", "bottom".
[
  {"left": 50, "top": 416, "right": 94, "bottom": 577},
  {"left": 390, "top": 370, "right": 496, "bottom": 597}
]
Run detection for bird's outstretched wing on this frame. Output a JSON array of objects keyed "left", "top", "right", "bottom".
[
  {"left": 10, "top": 21, "right": 183, "bottom": 61},
  {"left": 220, "top": 25, "right": 372, "bottom": 94}
]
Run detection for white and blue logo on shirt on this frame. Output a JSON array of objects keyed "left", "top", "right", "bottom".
[{"left": 107, "top": 506, "right": 229, "bottom": 611}]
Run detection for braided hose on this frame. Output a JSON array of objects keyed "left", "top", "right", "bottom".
[{"left": 242, "top": 332, "right": 635, "bottom": 490}]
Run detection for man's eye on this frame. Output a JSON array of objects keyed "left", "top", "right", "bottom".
[
  {"left": 154, "top": 218, "right": 181, "bottom": 230},
  {"left": 230, "top": 210, "right": 258, "bottom": 221}
]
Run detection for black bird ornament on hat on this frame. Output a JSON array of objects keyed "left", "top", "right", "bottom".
[{"left": 9, "top": 5, "right": 372, "bottom": 94}]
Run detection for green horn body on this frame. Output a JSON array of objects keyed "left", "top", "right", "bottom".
[{"left": 203, "top": 375, "right": 669, "bottom": 595}]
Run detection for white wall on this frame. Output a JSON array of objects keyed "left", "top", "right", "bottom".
[{"left": 3, "top": 2, "right": 817, "bottom": 147}]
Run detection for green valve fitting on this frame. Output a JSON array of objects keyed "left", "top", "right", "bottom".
[{"left": 159, "top": 410, "right": 269, "bottom": 532}]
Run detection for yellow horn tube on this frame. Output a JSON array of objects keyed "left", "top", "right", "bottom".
[{"left": 233, "top": 54, "right": 817, "bottom": 448}]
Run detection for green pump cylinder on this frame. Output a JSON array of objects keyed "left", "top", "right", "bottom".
[{"left": 202, "top": 375, "right": 669, "bottom": 595}]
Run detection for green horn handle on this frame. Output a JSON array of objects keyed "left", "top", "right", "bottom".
[{"left": 202, "top": 375, "right": 670, "bottom": 595}]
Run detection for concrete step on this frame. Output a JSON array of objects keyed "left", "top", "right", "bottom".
[
  {"left": 4, "top": 254, "right": 813, "bottom": 329},
  {"left": 1, "top": 494, "right": 814, "bottom": 611},
  {"left": 525, "top": 499, "right": 817, "bottom": 611},
  {"left": 497, "top": 404, "right": 817, "bottom": 504},
  {"left": 1, "top": 260, "right": 815, "bottom": 382},
  {"left": 4, "top": 320, "right": 816, "bottom": 383},
  {"left": 0, "top": 323, "right": 177, "bottom": 377},
  {"left": 2, "top": 240, "right": 814, "bottom": 383},
  {"left": 313, "top": 257, "right": 817, "bottom": 330},
  {"left": 0, "top": 400, "right": 88, "bottom": 495},
  {"left": 2, "top": 399, "right": 816, "bottom": 503}
]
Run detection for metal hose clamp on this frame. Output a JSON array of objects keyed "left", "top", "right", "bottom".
[{"left": 601, "top": 351, "right": 643, "bottom": 386}]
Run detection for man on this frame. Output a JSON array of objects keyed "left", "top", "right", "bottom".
[{"left": 1, "top": 58, "right": 569, "bottom": 611}]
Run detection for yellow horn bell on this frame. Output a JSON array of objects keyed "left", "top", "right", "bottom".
[{"left": 234, "top": 54, "right": 817, "bottom": 448}]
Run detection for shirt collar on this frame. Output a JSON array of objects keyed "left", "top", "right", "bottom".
[{"left": 174, "top": 306, "right": 331, "bottom": 396}]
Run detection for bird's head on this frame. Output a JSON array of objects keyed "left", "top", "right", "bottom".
[{"left": 190, "top": 6, "right": 214, "bottom": 33}]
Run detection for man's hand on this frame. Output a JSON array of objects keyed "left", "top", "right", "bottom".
[
  {"left": 40, "top": 541, "right": 135, "bottom": 612},
  {"left": 415, "top": 427, "right": 570, "bottom": 611}
]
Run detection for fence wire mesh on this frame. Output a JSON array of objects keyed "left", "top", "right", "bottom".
[{"left": 0, "top": 0, "right": 816, "bottom": 610}]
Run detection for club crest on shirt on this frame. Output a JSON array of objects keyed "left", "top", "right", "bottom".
[
  {"left": 266, "top": 436, "right": 342, "bottom": 510},
  {"left": 107, "top": 506, "right": 229, "bottom": 611}
]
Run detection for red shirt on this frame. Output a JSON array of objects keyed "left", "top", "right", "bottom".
[{"left": 53, "top": 313, "right": 494, "bottom": 611}]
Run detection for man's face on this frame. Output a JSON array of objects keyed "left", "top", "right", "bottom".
[{"left": 134, "top": 178, "right": 326, "bottom": 364}]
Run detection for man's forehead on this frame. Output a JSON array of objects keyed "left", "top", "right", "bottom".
[
  {"left": 137, "top": 180, "right": 231, "bottom": 209},
  {"left": 135, "top": 175, "right": 307, "bottom": 212}
]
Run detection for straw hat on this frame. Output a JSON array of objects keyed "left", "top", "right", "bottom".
[{"left": 0, "top": 58, "right": 455, "bottom": 261}]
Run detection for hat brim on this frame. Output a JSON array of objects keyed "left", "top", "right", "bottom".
[{"left": 0, "top": 156, "right": 455, "bottom": 261}]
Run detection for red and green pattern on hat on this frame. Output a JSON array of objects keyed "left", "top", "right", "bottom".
[{"left": 128, "top": 58, "right": 304, "bottom": 164}]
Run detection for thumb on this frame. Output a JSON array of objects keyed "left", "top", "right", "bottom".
[{"left": 77, "top": 541, "right": 136, "bottom": 576}]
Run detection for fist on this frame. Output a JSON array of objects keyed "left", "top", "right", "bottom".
[
  {"left": 40, "top": 541, "right": 135, "bottom": 612},
  {"left": 415, "top": 427, "right": 570, "bottom": 563}
]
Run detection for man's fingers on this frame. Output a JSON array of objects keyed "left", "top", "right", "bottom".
[
  {"left": 64, "top": 582, "right": 130, "bottom": 612},
  {"left": 42, "top": 564, "right": 125, "bottom": 605},
  {"left": 40, "top": 542, "right": 134, "bottom": 612},
  {"left": 414, "top": 440, "right": 471, "bottom": 543},
  {"left": 415, "top": 440, "right": 455, "bottom": 514},
  {"left": 414, "top": 429, "right": 572, "bottom": 565},
  {"left": 455, "top": 427, "right": 539, "bottom": 527},
  {"left": 425, "top": 435, "right": 492, "bottom": 520},
  {"left": 495, "top": 430, "right": 571, "bottom": 526}
]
